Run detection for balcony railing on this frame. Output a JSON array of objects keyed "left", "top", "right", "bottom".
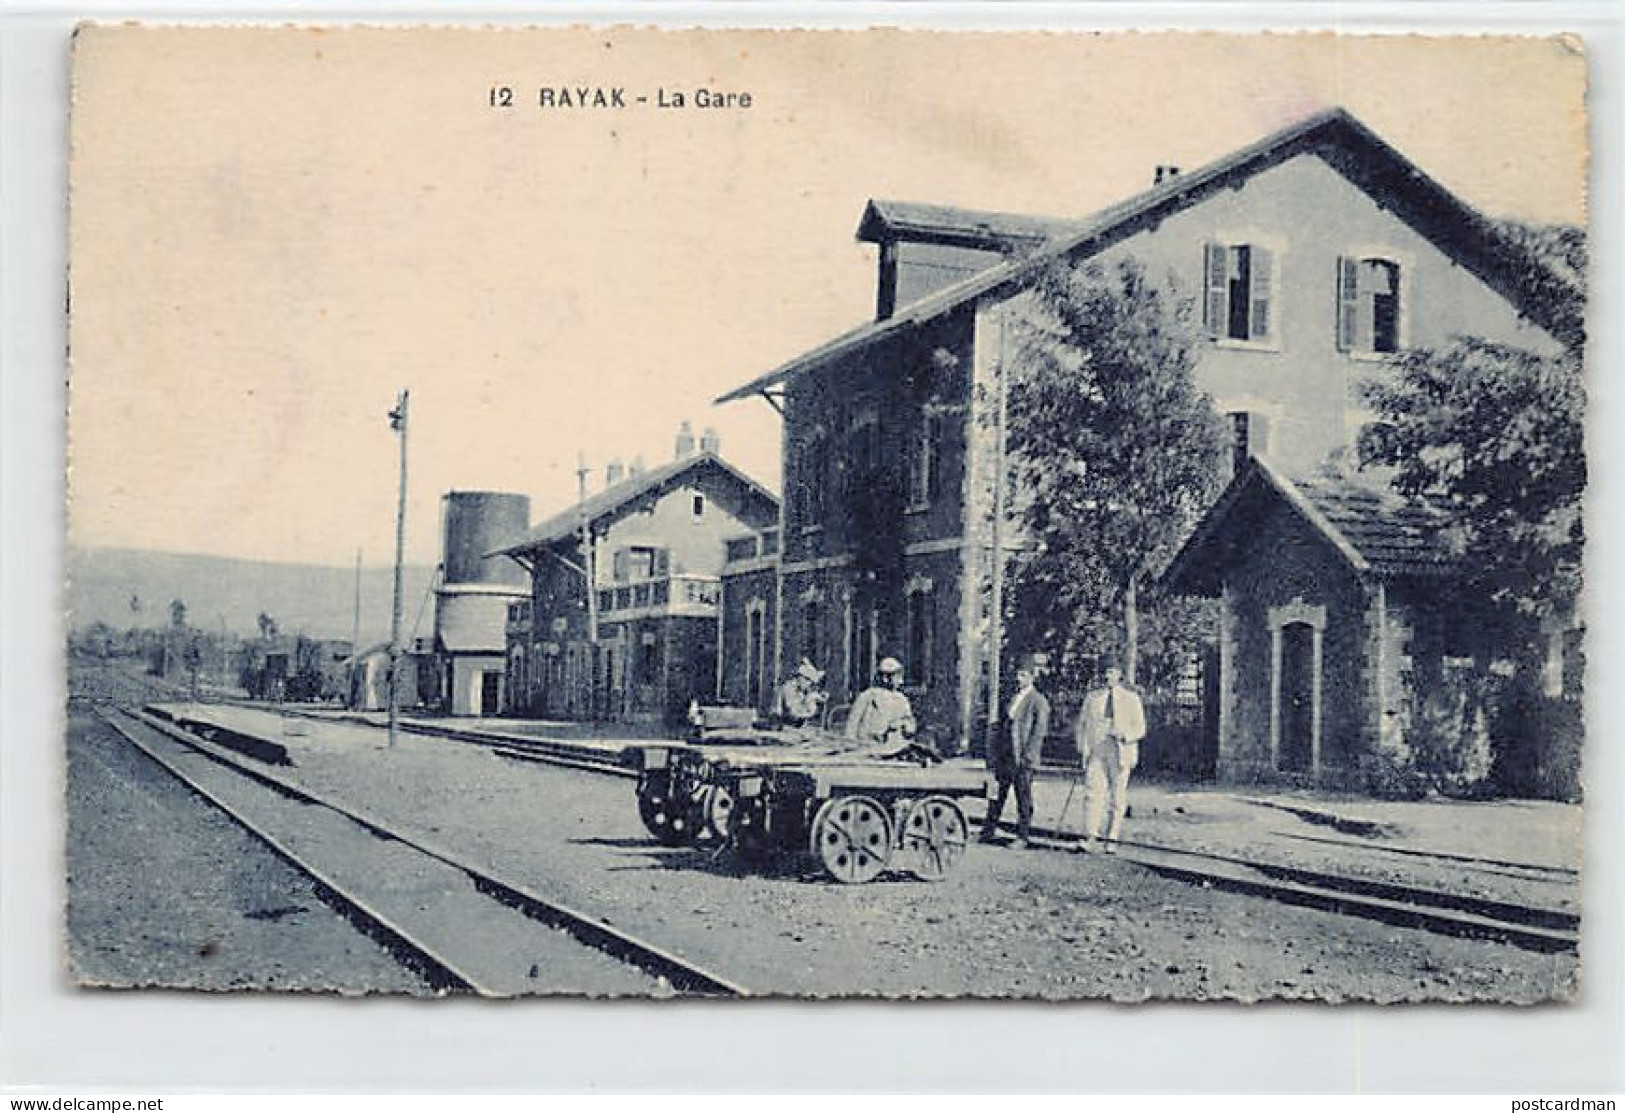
[{"left": 597, "top": 573, "right": 720, "bottom": 618}]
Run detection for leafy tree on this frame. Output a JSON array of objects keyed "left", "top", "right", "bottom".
[
  {"left": 1491, "top": 219, "right": 1587, "bottom": 309},
  {"left": 1002, "top": 257, "right": 1227, "bottom": 691},
  {"left": 169, "top": 598, "right": 188, "bottom": 630},
  {"left": 257, "top": 612, "right": 279, "bottom": 640},
  {"left": 1358, "top": 333, "right": 1584, "bottom": 798},
  {"left": 1358, "top": 337, "right": 1585, "bottom": 642}
]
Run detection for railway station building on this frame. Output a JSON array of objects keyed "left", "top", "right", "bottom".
[
  {"left": 712, "top": 107, "right": 1577, "bottom": 782},
  {"left": 492, "top": 427, "right": 780, "bottom": 728}
]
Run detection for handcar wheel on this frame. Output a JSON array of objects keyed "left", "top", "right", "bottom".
[
  {"left": 809, "top": 795, "right": 893, "bottom": 884},
  {"left": 701, "top": 783, "right": 737, "bottom": 843},
  {"left": 636, "top": 770, "right": 695, "bottom": 846},
  {"left": 898, "top": 795, "right": 969, "bottom": 881}
]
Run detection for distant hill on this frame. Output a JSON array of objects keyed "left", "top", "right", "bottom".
[{"left": 67, "top": 547, "right": 442, "bottom": 644}]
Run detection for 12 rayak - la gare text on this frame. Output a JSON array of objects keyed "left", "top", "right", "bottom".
[{"left": 488, "top": 85, "right": 753, "bottom": 110}]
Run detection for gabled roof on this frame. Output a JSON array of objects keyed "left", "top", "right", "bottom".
[
  {"left": 489, "top": 452, "right": 779, "bottom": 557},
  {"left": 718, "top": 107, "right": 1581, "bottom": 405},
  {"left": 1162, "top": 456, "right": 1459, "bottom": 597},
  {"left": 856, "top": 199, "right": 1082, "bottom": 250}
]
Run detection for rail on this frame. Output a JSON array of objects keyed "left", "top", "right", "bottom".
[{"left": 104, "top": 707, "right": 749, "bottom": 997}]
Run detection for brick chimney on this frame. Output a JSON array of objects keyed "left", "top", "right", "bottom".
[
  {"left": 604, "top": 458, "right": 625, "bottom": 487},
  {"left": 1154, "top": 164, "right": 1182, "bottom": 186},
  {"left": 699, "top": 426, "right": 721, "bottom": 456},
  {"left": 674, "top": 420, "right": 696, "bottom": 460}
]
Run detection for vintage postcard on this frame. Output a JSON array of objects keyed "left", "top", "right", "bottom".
[{"left": 65, "top": 24, "right": 1588, "bottom": 1001}]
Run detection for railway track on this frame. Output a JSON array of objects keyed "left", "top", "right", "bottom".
[
  {"left": 981, "top": 818, "right": 1580, "bottom": 955},
  {"left": 159, "top": 700, "right": 1581, "bottom": 956},
  {"left": 101, "top": 707, "right": 750, "bottom": 997}
]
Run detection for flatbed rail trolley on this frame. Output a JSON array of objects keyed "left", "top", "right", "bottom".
[{"left": 625, "top": 741, "right": 987, "bottom": 884}]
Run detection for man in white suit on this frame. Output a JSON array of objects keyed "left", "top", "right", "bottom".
[{"left": 1073, "top": 660, "right": 1147, "bottom": 853}]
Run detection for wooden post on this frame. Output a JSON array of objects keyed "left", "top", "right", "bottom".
[
  {"left": 388, "top": 390, "right": 409, "bottom": 749},
  {"left": 577, "top": 453, "right": 599, "bottom": 719}
]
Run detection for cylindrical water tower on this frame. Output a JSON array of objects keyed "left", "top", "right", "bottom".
[
  {"left": 441, "top": 491, "right": 530, "bottom": 588},
  {"left": 433, "top": 490, "right": 532, "bottom": 717}
]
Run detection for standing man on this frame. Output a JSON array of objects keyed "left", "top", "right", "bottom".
[
  {"left": 1074, "top": 659, "right": 1147, "bottom": 853},
  {"left": 981, "top": 661, "right": 1050, "bottom": 848},
  {"left": 844, "top": 657, "right": 917, "bottom": 748}
]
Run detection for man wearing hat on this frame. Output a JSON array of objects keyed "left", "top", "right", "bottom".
[
  {"left": 1073, "top": 659, "right": 1147, "bottom": 853},
  {"left": 774, "top": 658, "right": 829, "bottom": 728},
  {"left": 844, "top": 657, "right": 917, "bottom": 747},
  {"left": 981, "top": 659, "right": 1050, "bottom": 848}
]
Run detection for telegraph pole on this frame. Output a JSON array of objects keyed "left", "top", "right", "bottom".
[
  {"left": 986, "top": 317, "right": 1009, "bottom": 749},
  {"left": 577, "top": 452, "right": 599, "bottom": 719},
  {"left": 388, "top": 390, "right": 410, "bottom": 749}
]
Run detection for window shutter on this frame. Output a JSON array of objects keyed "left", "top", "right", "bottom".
[
  {"left": 1249, "top": 246, "right": 1274, "bottom": 341},
  {"left": 1203, "top": 243, "right": 1228, "bottom": 339},
  {"left": 1336, "top": 256, "right": 1360, "bottom": 351},
  {"left": 612, "top": 549, "right": 629, "bottom": 582},
  {"left": 653, "top": 548, "right": 670, "bottom": 577}
]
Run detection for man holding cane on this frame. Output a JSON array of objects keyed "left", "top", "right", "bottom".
[{"left": 1073, "top": 659, "right": 1146, "bottom": 854}]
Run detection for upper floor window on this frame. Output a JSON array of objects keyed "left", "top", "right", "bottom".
[
  {"left": 691, "top": 493, "right": 706, "bottom": 519},
  {"left": 847, "top": 412, "right": 882, "bottom": 495},
  {"left": 795, "top": 427, "right": 828, "bottom": 530},
  {"left": 1204, "top": 242, "right": 1276, "bottom": 344},
  {"left": 612, "top": 545, "right": 666, "bottom": 582},
  {"left": 1337, "top": 256, "right": 1404, "bottom": 355},
  {"left": 908, "top": 409, "right": 945, "bottom": 510},
  {"left": 1227, "top": 409, "right": 1271, "bottom": 474}
]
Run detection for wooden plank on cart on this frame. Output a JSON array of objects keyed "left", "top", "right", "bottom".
[{"left": 775, "top": 763, "right": 988, "bottom": 797}]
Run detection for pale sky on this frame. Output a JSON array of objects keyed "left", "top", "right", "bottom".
[{"left": 67, "top": 27, "right": 1588, "bottom": 567}]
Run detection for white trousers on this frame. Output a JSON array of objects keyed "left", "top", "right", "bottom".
[{"left": 1082, "top": 740, "right": 1139, "bottom": 843}]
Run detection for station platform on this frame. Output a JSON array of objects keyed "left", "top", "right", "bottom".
[{"left": 152, "top": 700, "right": 1584, "bottom": 905}]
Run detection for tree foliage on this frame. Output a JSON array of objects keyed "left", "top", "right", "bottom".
[
  {"left": 1002, "top": 257, "right": 1227, "bottom": 691},
  {"left": 1358, "top": 337, "right": 1585, "bottom": 639}
]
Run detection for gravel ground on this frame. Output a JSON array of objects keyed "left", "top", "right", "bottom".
[
  {"left": 1034, "top": 791, "right": 1581, "bottom": 915},
  {"left": 65, "top": 707, "right": 426, "bottom": 994},
  {"left": 171, "top": 702, "right": 1577, "bottom": 1002}
]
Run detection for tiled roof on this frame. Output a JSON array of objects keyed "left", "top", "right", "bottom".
[
  {"left": 1292, "top": 475, "right": 1459, "bottom": 579},
  {"left": 489, "top": 452, "right": 779, "bottom": 556},
  {"left": 718, "top": 107, "right": 1580, "bottom": 405},
  {"left": 1161, "top": 456, "right": 1459, "bottom": 596}
]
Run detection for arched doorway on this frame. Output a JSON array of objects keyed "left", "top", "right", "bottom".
[
  {"left": 1269, "top": 600, "right": 1325, "bottom": 778},
  {"left": 1278, "top": 622, "right": 1316, "bottom": 772}
]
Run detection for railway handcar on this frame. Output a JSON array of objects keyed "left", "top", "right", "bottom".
[{"left": 625, "top": 736, "right": 986, "bottom": 883}]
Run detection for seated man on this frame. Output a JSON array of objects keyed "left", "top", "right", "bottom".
[
  {"left": 773, "top": 658, "right": 828, "bottom": 728},
  {"left": 844, "top": 657, "right": 917, "bottom": 749}
]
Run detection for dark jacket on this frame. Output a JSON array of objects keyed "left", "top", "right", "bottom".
[{"left": 995, "top": 685, "right": 1051, "bottom": 770}]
